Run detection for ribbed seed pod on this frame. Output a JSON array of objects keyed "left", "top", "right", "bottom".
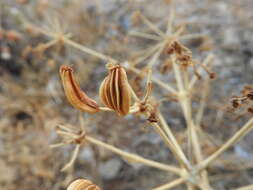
[
  {"left": 99, "top": 64, "right": 131, "bottom": 116},
  {"left": 67, "top": 179, "right": 101, "bottom": 190},
  {"left": 59, "top": 65, "right": 99, "bottom": 113}
]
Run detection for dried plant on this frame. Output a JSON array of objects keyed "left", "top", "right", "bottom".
[
  {"left": 99, "top": 63, "right": 132, "bottom": 116},
  {"left": 43, "top": 7, "right": 253, "bottom": 190},
  {"left": 4, "top": 1, "right": 252, "bottom": 190}
]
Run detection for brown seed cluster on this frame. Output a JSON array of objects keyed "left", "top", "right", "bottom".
[
  {"left": 99, "top": 64, "right": 132, "bottom": 116},
  {"left": 67, "top": 179, "right": 101, "bottom": 190},
  {"left": 59, "top": 65, "right": 100, "bottom": 113},
  {"left": 165, "top": 39, "right": 215, "bottom": 79},
  {"left": 166, "top": 40, "right": 192, "bottom": 65},
  {"left": 230, "top": 85, "right": 253, "bottom": 114}
]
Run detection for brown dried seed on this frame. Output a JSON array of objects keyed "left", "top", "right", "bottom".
[
  {"left": 67, "top": 179, "right": 101, "bottom": 190},
  {"left": 59, "top": 65, "right": 99, "bottom": 113},
  {"left": 248, "top": 107, "right": 253, "bottom": 114},
  {"left": 99, "top": 64, "right": 131, "bottom": 116}
]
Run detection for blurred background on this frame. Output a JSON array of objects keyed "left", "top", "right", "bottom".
[{"left": 0, "top": 0, "right": 253, "bottom": 189}]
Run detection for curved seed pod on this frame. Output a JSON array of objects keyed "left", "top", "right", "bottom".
[
  {"left": 99, "top": 64, "right": 131, "bottom": 116},
  {"left": 67, "top": 179, "right": 101, "bottom": 190},
  {"left": 59, "top": 65, "right": 99, "bottom": 113}
]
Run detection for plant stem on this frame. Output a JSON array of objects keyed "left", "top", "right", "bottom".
[
  {"left": 236, "top": 184, "right": 253, "bottom": 190},
  {"left": 129, "top": 30, "right": 161, "bottom": 41},
  {"left": 126, "top": 65, "right": 177, "bottom": 94},
  {"left": 63, "top": 37, "right": 117, "bottom": 63},
  {"left": 157, "top": 112, "right": 191, "bottom": 170},
  {"left": 196, "top": 117, "right": 253, "bottom": 171},
  {"left": 151, "top": 123, "right": 191, "bottom": 170},
  {"left": 152, "top": 178, "right": 185, "bottom": 190},
  {"left": 134, "top": 42, "right": 163, "bottom": 65},
  {"left": 189, "top": 54, "right": 214, "bottom": 89},
  {"left": 172, "top": 60, "right": 212, "bottom": 189},
  {"left": 85, "top": 136, "right": 182, "bottom": 175},
  {"left": 138, "top": 12, "right": 166, "bottom": 38}
]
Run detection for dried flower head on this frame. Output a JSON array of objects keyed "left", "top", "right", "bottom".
[
  {"left": 166, "top": 40, "right": 192, "bottom": 65},
  {"left": 242, "top": 85, "right": 253, "bottom": 100},
  {"left": 67, "top": 179, "right": 101, "bottom": 190},
  {"left": 99, "top": 63, "right": 131, "bottom": 116},
  {"left": 59, "top": 65, "right": 99, "bottom": 113}
]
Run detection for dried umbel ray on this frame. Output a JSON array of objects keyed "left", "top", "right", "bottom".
[
  {"left": 67, "top": 179, "right": 101, "bottom": 190},
  {"left": 59, "top": 65, "right": 100, "bottom": 113},
  {"left": 99, "top": 63, "right": 132, "bottom": 116}
]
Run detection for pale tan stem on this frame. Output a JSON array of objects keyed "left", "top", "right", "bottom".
[
  {"left": 236, "top": 184, "right": 253, "bottom": 190},
  {"left": 151, "top": 123, "right": 191, "bottom": 170},
  {"left": 128, "top": 82, "right": 140, "bottom": 102},
  {"left": 157, "top": 112, "right": 191, "bottom": 170},
  {"left": 50, "top": 143, "right": 66, "bottom": 148},
  {"left": 57, "top": 130, "right": 79, "bottom": 139},
  {"left": 85, "top": 136, "right": 181, "bottom": 175},
  {"left": 180, "top": 33, "right": 206, "bottom": 40},
  {"left": 33, "top": 26, "right": 116, "bottom": 63},
  {"left": 61, "top": 144, "right": 80, "bottom": 171},
  {"left": 129, "top": 30, "right": 162, "bottom": 41},
  {"left": 99, "top": 107, "right": 114, "bottom": 112},
  {"left": 172, "top": 60, "right": 185, "bottom": 92},
  {"left": 195, "top": 80, "right": 209, "bottom": 126},
  {"left": 197, "top": 117, "right": 253, "bottom": 171},
  {"left": 172, "top": 60, "right": 212, "bottom": 188},
  {"left": 63, "top": 37, "right": 117, "bottom": 63},
  {"left": 147, "top": 41, "right": 167, "bottom": 68},
  {"left": 189, "top": 54, "right": 214, "bottom": 89},
  {"left": 183, "top": 68, "right": 210, "bottom": 188},
  {"left": 100, "top": 106, "right": 139, "bottom": 114},
  {"left": 126, "top": 65, "right": 177, "bottom": 94},
  {"left": 152, "top": 178, "right": 185, "bottom": 190},
  {"left": 187, "top": 183, "right": 196, "bottom": 190},
  {"left": 134, "top": 42, "right": 163, "bottom": 65},
  {"left": 166, "top": 6, "right": 175, "bottom": 35},
  {"left": 138, "top": 12, "right": 166, "bottom": 38},
  {"left": 172, "top": 61, "right": 193, "bottom": 159},
  {"left": 152, "top": 77, "right": 178, "bottom": 94}
]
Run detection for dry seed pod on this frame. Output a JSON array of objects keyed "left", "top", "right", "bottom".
[
  {"left": 59, "top": 65, "right": 99, "bottom": 113},
  {"left": 67, "top": 179, "right": 101, "bottom": 190},
  {"left": 99, "top": 64, "right": 131, "bottom": 116}
]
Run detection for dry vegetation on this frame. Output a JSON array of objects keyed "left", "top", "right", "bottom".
[{"left": 1, "top": 0, "right": 253, "bottom": 190}]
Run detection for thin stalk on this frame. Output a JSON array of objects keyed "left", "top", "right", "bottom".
[
  {"left": 61, "top": 144, "right": 80, "bottom": 171},
  {"left": 34, "top": 25, "right": 117, "bottom": 63},
  {"left": 147, "top": 41, "right": 167, "bottom": 68},
  {"left": 63, "top": 37, "right": 116, "bottom": 63},
  {"left": 138, "top": 12, "right": 166, "bottom": 38},
  {"left": 189, "top": 54, "right": 214, "bottom": 89},
  {"left": 166, "top": 6, "right": 175, "bottom": 35},
  {"left": 152, "top": 178, "right": 185, "bottom": 190},
  {"left": 180, "top": 33, "right": 206, "bottom": 41},
  {"left": 126, "top": 65, "right": 177, "bottom": 94},
  {"left": 197, "top": 117, "right": 253, "bottom": 171},
  {"left": 172, "top": 60, "right": 212, "bottom": 189},
  {"left": 195, "top": 80, "right": 209, "bottom": 126},
  {"left": 157, "top": 112, "right": 191, "bottom": 170},
  {"left": 128, "top": 82, "right": 140, "bottom": 102},
  {"left": 236, "top": 184, "right": 253, "bottom": 190},
  {"left": 134, "top": 42, "right": 163, "bottom": 65},
  {"left": 151, "top": 123, "right": 191, "bottom": 170},
  {"left": 85, "top": 136, "right": 182, "bottom": 175},
  {"left": 129, "top": 30, "right": 162, "bottom": 41}
]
